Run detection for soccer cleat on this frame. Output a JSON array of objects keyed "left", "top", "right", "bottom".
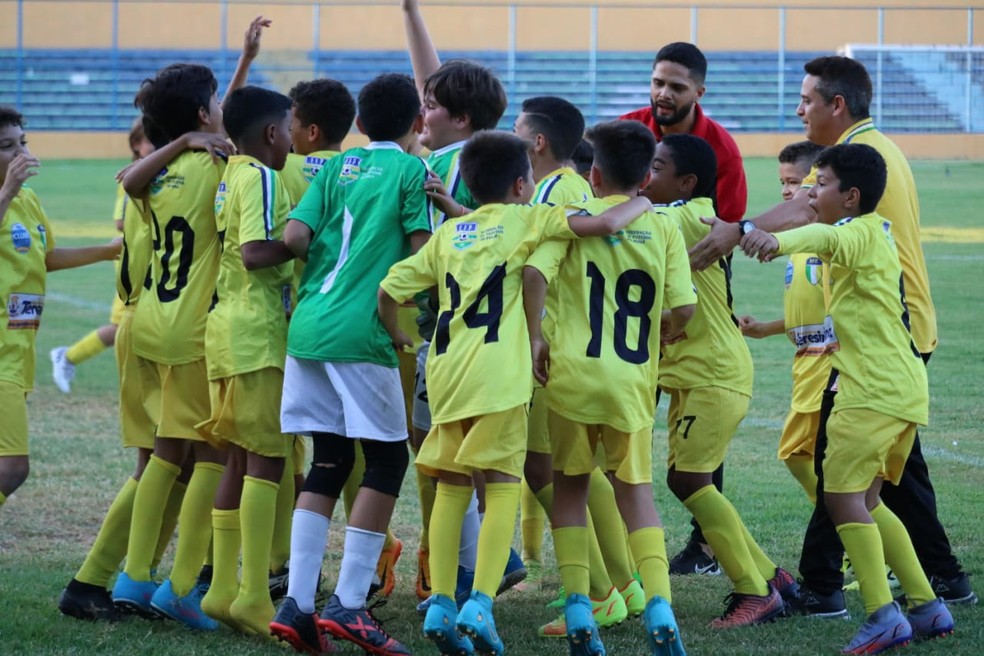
[
  {"left": 50, "top": 346, "right": 76, "bottom": 394},
  {"left": 318, "top": 594, "right": 410, "bottom": 656},
  {"left": 513, "top": 558, "right": 543, "bottom": 593},
  {"left": 619, "top": 579, "right": 646, "bottom": 617},
  {"left": 423, "top": 593, "right": 475, "bottom": 655},
  {"left": 269, "top": 565, "right": 290, "bottom": 603},
  {"left": 768, "top": 567, "right": 800, "bottom": 613},
  {"left": 841, "top": 601, "right": 912, "bottom": 655},
  {"left": 497, "top": 547, "right": 527, "bottom": 596},
  {"left": 788, "top": 582, "right": 850, "bottom": 619},
  {"left": 150, "top": 579, "right": 219, "bottom": 631},
  {"left": 112, "top": 572, "right": 161, "bottom": 620},
  {"left": 643, "top": 595, "right": 686, "bottom": 656},
  {"left": 375, "top": 537, "right": 403, "bottom": 599},
  {"left": 417, "top": 548, "right": 433, "bottom": 601},
  {"left": 270, "top": 596, "right": 334, "bottom": 655},
  {"left": 906, "top": 598, "right": 954, "bottom": 640},
  {"left": 564, "top": 593, "right": 606, "bottom": 656},
  {"left": 456, "top": 590, "right": 503, "bottom": 656},
  {"left": 709, "top": 585, "right": 785, "bottom": 629},
  {"left": 539, "top": 587, "right": 628, "bottom": 638},
  {"left": 668, "top": 541, "right": 721, "bottom": 576},
  {"left": 59, "top": 580, "right": 123, "bottom": 622},
  {"left": 547, "top": 586, "right": 567, "bottom": 610},
  {"left": 417, "top": 565, "right": 475, "bottom": 615},
  {"left": 929, "top": 573, "right": 977, "bottom": 606}
]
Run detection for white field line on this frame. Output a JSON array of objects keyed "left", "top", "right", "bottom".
[{"left": 47, "top": 292, "right": 113, "bottom": 313}]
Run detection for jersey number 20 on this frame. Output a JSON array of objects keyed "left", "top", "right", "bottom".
[{"left": 151, "top": 213, "right": 194, "bottom": 303}]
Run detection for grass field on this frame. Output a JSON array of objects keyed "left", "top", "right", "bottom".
[{"left": 0, "top": 156, "right": 981, "bottom": 655}]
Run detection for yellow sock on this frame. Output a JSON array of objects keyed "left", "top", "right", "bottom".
[
  {"left": 553, "top": 526, "right": 590, "bottom": 597},
  {"left": 270, "top": 456, "right": 294, "bottom": 573},
  {"left": 521, "top": 478, "right": 546, "bottom": 562},
  {"left": 683, "top": 485, "right": 768, "bottom": 596},
  {"left": 76, "top": 477, "right": 137, "bottom": 586},
  {"left": 785, "top": 457, "right": 818, "bottom": 505},
  {"left": 837, "top": 522, "right": 894, "bottom": 615},
  {"left": 201, "top": 508, "right": 245, "bottom": 631},
  {"left": 628, "top": 527, "right": 671, "bottom": 603},
  {"left": 586, "top": 508, "right": 616, "bottom": 598},
  {"left": 231, "top": 476, "right": 279, "bottom": 635},
  {"left": 124, "top": 455, "right": 180, "bottom": 580},
  {"left": 870, "top": 503, "right": 935, "bottom": 607},
  {"left": 737, "top": 517, "right": 778, "bottom": 581},
  {"left": 169, "top": 462, "right": 224, "bottom": 596},
  {"left": 152, "top": 480, "right": 186, "bottom": 571},
  {"left": 588, "top": 469, "right": 634, "bottom": 587},
  {"left": 430, "top": 483, "right": 472, "bottom": 597},
  {"left": 417, "top": 469, "right": 436, "bottom": 551},
  {"left": 474, "top": 482, "right": 521, "bottom": 598},
  {"left": 66, "top": 329, "right": 107, "bottom": 365}
]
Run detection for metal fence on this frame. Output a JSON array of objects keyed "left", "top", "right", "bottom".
[{"left": 1, "top": 1, "right": 982, "bottom": 132}]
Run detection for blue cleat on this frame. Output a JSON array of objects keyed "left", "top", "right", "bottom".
[
  {"left": 644, "top": 596, "right": 686, "bottom": 656},
  {"left": 497, "top": 548, "right": 527, "bottom": 596},
  {"left": 150, "top": 578, "right": 219, "bottom": 631},
  {"left": 841, "top": 601, "right": 911, "bottom": 655},
  {"left": 456, "top": 591, "right": 503, "bottom": 656},
  {"left": 424, "top": 594, "right": 474, "bottom": 655},
  {"left": 564, "top": 593, "right": 605, "bottom": 656},
  {"left": 111, "top": 572, "right": 161, "bottom": 620},
  {"left": 418, "top": 566, "right": 475, "bottom": 615},
  {"left": 906, "top": 597, "right": 954, "bottom": 641}
]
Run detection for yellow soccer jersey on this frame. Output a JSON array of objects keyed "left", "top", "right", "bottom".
[
  {"left": 802, "top": 119, "right": 936, "bottom": 354},
  {"left": 777, "top": 213, "right": 928, "bottom": 425},
  {"left": 131, "top": 151, "right": 226, "bottom": 365},
  {"left": 116, "top": 187, "right": 152, "bottom": 307},
  {"left": 112, "top": 182, "right": 127, "bottom": 225},
  {"left": 534, "top": 167, "right": 592, "bottom": 206},
  {"left": 1, "top": 187, "right": 54, "bottom": 391},
  {"left": 207, "top": 155, "right": 292, "bottom": 379},
  {"left": 380, "top": 203, "right": 577, "bottom": 423},
  {"left": 784, "top": 253, "right": 833, "bottom": 414},
  {"left": 527, "top": 196, "right": 697, "bottom": 432},
  {"left": 658, "top": 197, "right": 753, "bottom": 395}
]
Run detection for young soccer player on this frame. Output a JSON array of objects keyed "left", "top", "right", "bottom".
[
  {"left": 378, "top": 130, "right": 656, "bottom": 656},
  {"left": 0, "top": 106, "right": 121, "bottom": 508},
  {"left": 524, "top": 120, "right": 695, "bottom": 656},
  {"left": 110, "top": 63, "right": 232, "bottom": 630},
  {"left": 738, "top": 140, "right": 827, "bottom": 504},
  {"left": 195, "top": 85, "right": 296, "bottom": 637},
  {"left": 741, "top": 142, "right": 955, "bottom": 655},
  {"left": 569, "top": 139, "right": 593, "bottom": 182},
  {"left": 49, "top": 119, "right": 152, "bottom": 394},
  {"left": 648, "top": 134, "right": 794, "bottom": 628},
  {"left": 269, "top": 72, "right": 430, "bottom": 656}
]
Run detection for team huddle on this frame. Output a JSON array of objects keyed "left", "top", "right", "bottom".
[{"left": 0, "top": 2, "right": 975, "bottom": 656}]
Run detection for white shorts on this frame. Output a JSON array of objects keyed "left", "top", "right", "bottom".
[
  {"left": 411, "top": 341, "right": 432, "bottom": 432},
  {"left": 281, "top": 356, "right": 408, "bottom": 442}
]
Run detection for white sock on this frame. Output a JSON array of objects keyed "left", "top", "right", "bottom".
[
  {"left": 334, "top": 526, "right": 385, "bottom": 609},
  {"left": 459, "top": 491, "right": 480, "bottom": 571},
  {"left": 286, "top": 509, "right": 330, "bottom": 613}
]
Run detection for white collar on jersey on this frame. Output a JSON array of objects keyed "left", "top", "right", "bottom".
[
  {"left": 431, "top": 140, "right": 469, "bottom": 157},
  {"left": 366, "top": 141, "right": 405, "bottom": 151}
]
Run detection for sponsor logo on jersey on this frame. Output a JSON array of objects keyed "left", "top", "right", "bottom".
[
  {"left": 10, "top": 223, "right": 31, "bottom": 253},
  {"left": 788, "top": 314, "right": 839, "bottom": 356},
  {"left": 604, "top": 230, "right": 624, "bottom": 247},
  {"left": 37, "top": 224, "right": 46, "bottom": 250},
  {"left": 784, "top": 260, "right": 794, "bottom": 287},
  {"left": 150, "top": 167, "right": 169, "bottom": 195},
  {"left": 805, "top": 256, "right": 823, "bottom": 285},
  {"left": 7, "top": 293, "right": 44, "bottom": 329},
  {"left": 214, "top": 181, "right": 227, "bottom": 215},
  {"left": 339, "top": 156, "right": 362, "bottom": 185},
  {"left": 451, "top": 221, "right": 478, "bottom": 250}
]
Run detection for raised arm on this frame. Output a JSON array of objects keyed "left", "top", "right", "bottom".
[
  {"left": 566, "top": 195, "right": 652, "bottom": 237},
  {"left": 222, "top": 15, "right": 272, "bottom": 103},
  {"left": 402, "top": 0, "right": 442, "bottom": 98},
  {"left": 0, "top": 154, "right": 39, "bottom": 229}
]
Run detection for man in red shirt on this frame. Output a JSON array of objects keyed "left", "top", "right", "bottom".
[{"left": 621, "top": 42, "right": 747, "bottom": 223}]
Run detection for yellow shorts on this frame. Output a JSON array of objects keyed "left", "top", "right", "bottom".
[
  {"left": 116, "top": 310, "right": 158, "bottom": 449},
  {"left": 417, "top": 404, "right": 528, "bottom": 478},
  {"left": 198, "top": 367, "right": 290, "bottom": 458},
  {"left": 549, "top": 411, "right": 653, "bottom": 484},
  {"left": 291, "top": 435, "right": 307, "bottom": 476},
  {"left": 138, "top": 355, "right": 210, "bottom": 441},
  {"left": 666, "top": 386, "right": 749, "bottom": 474},
  {"left": 0, "top": 381, "right": 29, "bottom": 457},
  {"left": 526, "top": 385, "right": 551, "bottom": 454},
  {"left": 823, "top": 408, "right": 916, "bottom": 494},
  {"left": 109, "top": 293, "right": 126, "bottom": 325},
  {"left": 777, "top": 408, "right": 820, "bottom": 461}
]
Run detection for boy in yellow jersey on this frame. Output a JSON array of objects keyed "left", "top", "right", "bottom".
[
  {"left": 524, "top": 120, "right": 695, "bottom": 656},
  {"left": 110, "top": 63, "right": 233, "bottom": 630},
  {"left": 738, "top": 140, "right": 827, "bottom": 504},
  {"left": 648, "top": 134, "right": 793, "bottom": 628},
  {"left": 402, "top": 0, "right": 515, "bottom": 604},
  {"left": 49, "top": 120, "right": 150, "bottom": 394},
  {"left": 742, "top": 143, "right": 954, "bottom": 655},
  {"left": 569, "top": 140, "right": 593, "bottom": 183},
  {"left": 0, "top": 106, "right": 121, "bottom": 508},
  {"left": 196, "top": 86, "right": 296, "bottom": 637},
  {"left": 379, "top": 130, "right": 655, "bottom": 656}
]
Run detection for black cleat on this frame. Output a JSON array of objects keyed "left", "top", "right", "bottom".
[{"left": 59, "top": 580, "right": 124, "bottom": 622}]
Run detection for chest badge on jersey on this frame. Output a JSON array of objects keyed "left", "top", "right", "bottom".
[
  {"left": 10, "top": 223, "right": 31, "bottom": 253},
  {"left": 804, "top": 257, "right": 823, "bottom": 285},
  {"left": 214, "top": 181, "right": 227, "bottom": 215},
  {"left": 150, "top": 167, "right": 169, "bottom": 195},
  {"left": 784, "top": 260, "right": 794, "bottom": 288},
  {"left": 338, "top": 156, "right": 362, "bottom": 185},
  {"left": 451, "top": 221, "right": 478, "bottom": 250},
  {"left": 604, "top": 230, "right": 624, "bottom": 247}
]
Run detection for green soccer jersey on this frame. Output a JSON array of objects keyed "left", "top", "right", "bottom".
[{"left": 287, "top": 142, "right": 432, "bottom": 366}]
